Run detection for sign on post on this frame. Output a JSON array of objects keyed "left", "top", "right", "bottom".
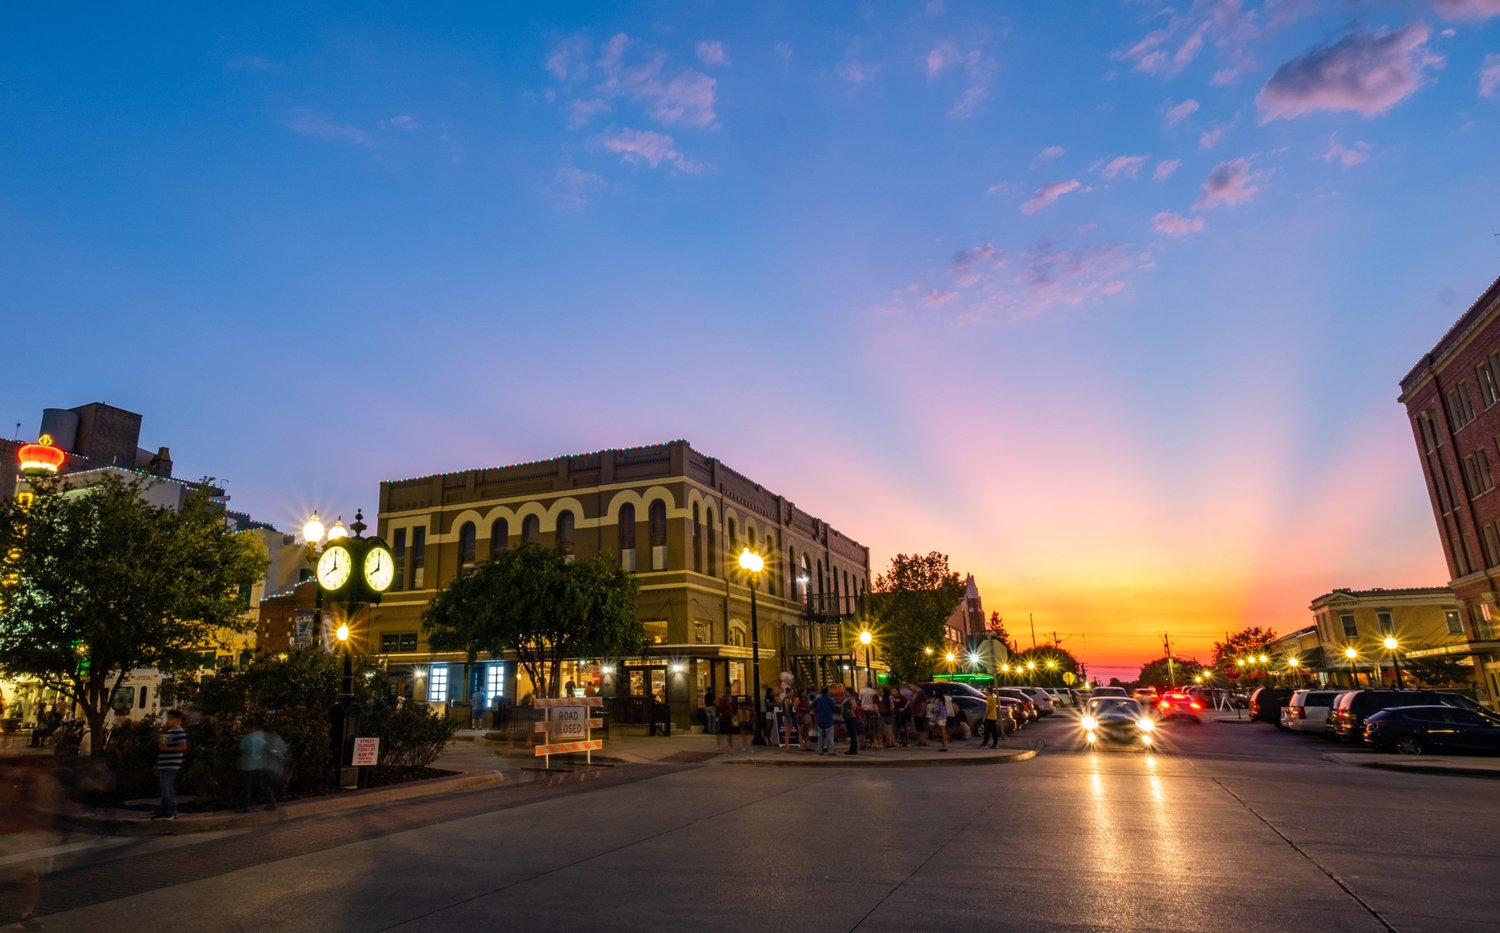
[
  {"left": 352, "top": 736, "right": 380, "bottom": 767},
  {"left": 533, "top": 696, "right": 605, "bottom": 767}
]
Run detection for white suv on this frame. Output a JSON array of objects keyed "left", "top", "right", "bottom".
[
  {"left": 1013, "top": 686, "right": 1056, "bottom": 715},
  {"left": 1282, "top": 689, "right": 1343, "bottom": 735}
]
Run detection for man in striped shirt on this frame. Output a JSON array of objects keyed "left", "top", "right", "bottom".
[{"left": 153, "top": 709, "right": 188, "bottom": 821}]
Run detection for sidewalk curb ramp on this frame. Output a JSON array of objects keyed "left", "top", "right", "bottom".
[
  {"left": 1322, "top": 752, "right": 1500, "bottom": 780},
  {"left": 56, "top": 769, "right": 506, "bottom": 836},
  {"left": 723, "top": 748, "right": 1038, "bottom": 768}
]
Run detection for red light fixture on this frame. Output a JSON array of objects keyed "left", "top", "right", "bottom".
[{"left": 18, "top": 434, "right": 65, "bottom": 476}]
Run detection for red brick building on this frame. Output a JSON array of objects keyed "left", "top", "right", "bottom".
[{"left": 1399, "top": 274, "right": 1500, "bottom": 706}]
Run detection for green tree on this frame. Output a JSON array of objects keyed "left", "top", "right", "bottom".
[
  {"left": 1211, "top": 626, "right": 1278, "bottom": 669},
  {"left": 0, "top": 473, "right": 267, "bottom": 755},
  {"left": 421, "top": 542, "right": 644, "bottom": 698},
  {"left": 986, "top": 611, "right": 1017, "bottom": 653},
  {"left": 1135, "top": 655, "right": 1208, "bottom": 690},
  {"left": 867, "top": 552, "right": 966, "bottom": 684}
]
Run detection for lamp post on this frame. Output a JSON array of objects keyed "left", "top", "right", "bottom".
[
  {"left": 1025, "top": 659, "right": 1036, "bottom": 684},
  {"left": 738, "top": 548, "right": 767, "bottom": 746},
  {"left": 1344, "top": 646, "right": 1361, "bottom": 688},
  {"left": 859, "top": 629, "right": 873, "bottom": 687},
  {"left": 1382, "top": 636, "right": 1405, "bottom": 689}
]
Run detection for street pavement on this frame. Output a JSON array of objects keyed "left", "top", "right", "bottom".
[{"left": 6, "top": 710, "right": 1500, "bottom": 931}]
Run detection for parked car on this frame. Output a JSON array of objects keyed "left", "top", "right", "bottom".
[
  {"left": 1329, "top": 689, "right": 1485, "bottom": 741},
  {"left": 916, "top": 682, "right": 987, "bottom": 733},
  {"left": 1155, "top": 691, "right": 1203, "bottom": 722},
  {"left": 1042, "top": 688, "right": 1074, "bottom": 708},
  {"left": 1362, "top": 705, "right": 1500, "bottom": 755},
  {"left": 1081, "top": 697, "right": 1156, "bottom": 748},
  {"left": 994, "top": 688, "right": 1039, "bottom": 721},
  {"left": 1281, "top": 689, "right": 1343, "bottom": 735},
  {"left": 1011, "top": 686, "right": 1056, "bottom": 716},
  {"left": 1091, "top": 686, "right": 1128, "bottom": 698},
  {"left": 1248, "top": 687, "right": 1294, "bottom": 725}
]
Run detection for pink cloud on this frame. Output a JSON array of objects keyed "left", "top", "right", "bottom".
[
  {"left": 1020, "top": 179, "right": 1082, "bottom": 214},
  {"left": 599, "top": 128, "right": 702, "bottom": 173},
  {"left": 1032, "top": 145, "right": 1066, "bottom": 168},
  {"left": 1101, "top": 154, "right": 1150, "bottom": 180},
  {"left": 950, "top": 243, "right": 1000, "bottom": 286},
  {"left": 923, "top": 289, "right": 959, "bottom": 308},
  {"left": 1434, "top": 0, "right": 1500, "bottom": 21},
  {"left": 1199, "top": 125, "right": 1226, "bottom": 149},
  {"left": 1255, "top": 23, "right": 1438, "bottom": 122},
  {"left": 926, "top": 41, "right": 995, "bottom": 118},
  {"left": 926, "top": 41, "right": 960, "bottom": 77},
  {"left": 555, "top": 33, "right": 718, "bottom": 130},
  {"left": 1154, "top": 159, "right": 1181, "bottom": 181},
  {"left": 1481, "top": 55, "right": 1500, "bottom": 98},
  {"left": 696, "top": 40, "right": 730, "bottom": 67},
  {"left": 1153, "top": 211, "right": 1206, "bottom": 236},
  {"left": 1322, "top": 133, "right": 1370, "bottom": 168},
  {"left": 1163, "top": 98, "right": 1199, "bottom": 127},
  {"left": 1194, "top": 157, "right": 1263, "bottom": 209}
]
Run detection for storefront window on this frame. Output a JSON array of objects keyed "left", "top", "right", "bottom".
[
  {"left": 485, "top": 663, "right": 504, "bottom": 698},
  {"left": 428, "top": 664, "right": 449, "bottom": 702}
]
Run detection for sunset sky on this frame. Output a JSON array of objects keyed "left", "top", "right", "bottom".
[{"left": 5, "top": 2, "right": 1500, "bottom": 680}]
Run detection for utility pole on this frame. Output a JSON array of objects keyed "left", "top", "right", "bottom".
[
  {"left": 1164, "top": 633, "right": 1175, "bottom": 687},
  {"left": 1029, "top": 613, "right": 1037, "bottom": 651}
]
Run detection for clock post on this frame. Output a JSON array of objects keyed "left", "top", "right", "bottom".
[{"left": 307, "top": 509, "right": 395, "bottom": 789}]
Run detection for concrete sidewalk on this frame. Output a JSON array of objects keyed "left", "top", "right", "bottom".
[
  {"left": 458, "top": 728, "right": 1043, "bottom": 768},
  {"left": 1323, "top": 751, "right": 1500, "bottom": 779}
]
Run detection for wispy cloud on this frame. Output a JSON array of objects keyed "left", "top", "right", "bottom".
[
  {"left": 1434, "top": 0, "right": 1500, "bottom": 21},
  {"left": 1255, "top": 23, "right": 1439, "bottom": 122},
  {"left": 1481, "top": 54, "right": 1500, "bottom": 98},
  {"left": 1154, "top": 159, "right": 1181, "bottom": 181},
  {"left": 599, "top": 127, "right": 702, "bottom": 173},
  {"left": 286, "top": 109, "right": 372, "bottom": 147},
  {"left": 696, "top": 40, "right": 730, "bottom": 68},
  {"left": 1194, "top": 157, "right": 1263, "bottom": 209},
  {"left": 380, "top": 114, "right": 419, "bottom": 132},
  {"left": 1119, "top": 2, "right": 1264, "bottom": 82},
  {"left": 838, "top": 40, "right": 879, "bottom": 85},
  {"left": 1020, "top": 179, "right": 1083, "bottom": 214},
  {"left": 773, "top": 42, "right": 793, "bottom": 66},
  {"left": 546, "top": 166, "right": 606, "bottom": 211},
  {"left": 1199, "top": 125, "right": 1226, "bottom": 149},
  {"left": 925, "top": 40, "right": 997, "bottom": 119},
  {"left": 1101, "top": 154, "right": 1150, "bottom": 181},
  {"left": 548, "top": 33, "right": 718, "bottom": 130},
  {"left": 1322, "top": 133, "right": 1370, "bottom": 168},
  {"left": 1153, "top": 211, "right": 1206, "bottom": 236},
  {"left": 226, "top": 53, "right": 285, "bottom": 73},
  {"left": 1032, "top": 145, "right": 1066, "bottom": 168},
  {"left": 1163, "top": 98, "right": 1199, "bottom": 127}
]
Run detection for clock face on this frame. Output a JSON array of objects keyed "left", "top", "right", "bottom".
[
  {"left": 316, "top": 544, "right": 353, "bottom": 591},
  {"left": 364, "top": 545, "right": 395, "bottom": 593}
]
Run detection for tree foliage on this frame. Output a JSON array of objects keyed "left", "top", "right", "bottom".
[
  {"left": 987, "top": 611, "right": 1017, "bottom": 653},
  {"left": 1211, "top": 626, "right": 1278, "bottom": 668},
  {"left": 1006, "top": 645, "right": 1081, "bottom": 686},
  {"left": 421, "top": 542, "right": 644, "bottom": 698},
  {"left": 0, "top": 473, "right": 266, "bottom": 755},
  {"left": 1135, "top": 655, "right": 1209, "bottom": 689},
  {"left": 868, "top": 552, "right": 966, "bottom": 684}
]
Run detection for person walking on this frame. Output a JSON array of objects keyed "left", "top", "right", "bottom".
[
  {"left": 909, "top": 685, "right": 929, "bottom": 747},
  {"left": 893, "top": 686, "right": 911, "bottom": 747},
  {"left": 878, "top": 686, "right": 896, "bottom": 749},
  {"left": 930, "top": 693, "right": 950, "bottom": 752},
  {"left": 153, "top": 709, "right": 188, "bottom": 820},
  {"left": 470, "top": 687, "right": 488, "bottom": 730},
  {"left": 981, "top": 689, "right": 1002, "bottom": 748},
  {"left": 238, "top": 718, "right": 278, "bottom": 812},
  {"left": 702, "top": 685, "right": 717, "bottom": 735},
  {"left": 812, "top": 687, "right": 837, "bottom": 755},
  {"left": 841, "top": 693, "right": 861, "bottom": 755},
  {"left": 716, "top": 690, "right": 738, "bottom": 749},
  {"left": 858, "top": 680, "right": 880, "bottom": 749}
]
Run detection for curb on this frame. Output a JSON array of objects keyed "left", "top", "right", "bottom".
[
  {"left": 723, "top": 748, "right": 1038, "bottom": 768},
  {"left": 1321, "top": 753, "right": 1500, "bottom": 780},
  {"left": 58, "top": 769, "right": 507, "bottom": 836}
]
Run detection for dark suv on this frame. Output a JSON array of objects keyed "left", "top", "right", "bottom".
[
  {"left": 1248, "top": 687, "right": 1294, "bottom": 725},
  {"left": 1329, "top": 689, "right": 1482, "bottom": 741}
]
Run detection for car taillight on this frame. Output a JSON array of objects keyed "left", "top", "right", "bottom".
[
  {"left": 1190, "top": 702, "right": 1202, "bottom": 711},
  {"left": 1295, "top": 707, "right": 1305, "bottom": 719}
]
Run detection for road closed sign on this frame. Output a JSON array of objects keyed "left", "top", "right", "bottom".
[{"left": 551, "top": 705, "right": 588, "bottom": 738}]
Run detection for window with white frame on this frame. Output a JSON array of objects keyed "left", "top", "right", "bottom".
[
  {"left": 428, "top": 664, "right": 449, "bottom": 702},
  {"left": 1445, "top": 609, "right": 1464, "bottom": 635},
  {"left": 485, "top": 663, "right": 504, "bottom": 698},
  {"left": 1377, "top": 612, "right": 1393, "bottom": 634},
  {"left": 1340, "top": 614, "right": 1358, "bottom": 638}
]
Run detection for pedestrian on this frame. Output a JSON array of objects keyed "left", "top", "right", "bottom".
[
  {"left": 470, "top": 686, "right": 488, "bottom": 730},
  {"left": 763, "top": 686, "right": 777, "bottom": 745},
  {"left": 858, "top": 679, "right": 880, "bottom": 749},
  {"left": 812, "top": 687, "right": 837, "bottom": 755},
  {"left": 930, "top": 693, "right": 950, "bottom": 752},
  {"left": 893, "top": 686, "right": 911, "bottom": 747},
  {"left": 841, "top": 692, "right": 861, "bottom": 755},
  {"left": 238, "top": 717, "right": 278, "bottom": 812},
  {"left": 153, "top": 708, "right": 188, "bottom": 820},
  {"left": 981, "top": 689, "right": 1002, "bottom": 748},
  {"left": 703, "top": 684, "right": 718, "bottom": 735},
  {"left": 910, "top": 685, "right": 929, "bottom": 747},
  {"left": 878, "top": 686, "right": 897, "bottom": 749},
  {"left": 716, "top": 690, "right": 737, "bottom": 749},
  {"left": 0, "top": 757, "right": 63, "bottom": 929}
]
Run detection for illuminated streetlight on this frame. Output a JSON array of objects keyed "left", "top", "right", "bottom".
[
  {"left": 858, "top": 629, "right": 874, "bottom": 687},
  {"left": 1257, "top": 654, "right": 1269, "bottom": 665},
  {"left": 327, "top": 516, "right": 348, "bottom": 541},
  {"left": 1344, "top": 646, "right": 1361, "bottom": 688},
  {"left": 335, "top": 623, "right": 349, "bottom": 643},
  {"left": 738, "top": 548, "right": 767, "bottom": 745},
  {"left": 1382, "top": 636, "right": 1405, "bottom": 689},
  {"left": 303, "top": 511, "right": 326, "bottom": 546}
]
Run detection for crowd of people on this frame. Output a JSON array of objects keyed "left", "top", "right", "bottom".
[{"left": 703, "top": 681, "right": 1009, "bottom": 754}]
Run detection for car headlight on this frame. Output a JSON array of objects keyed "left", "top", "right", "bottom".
[
  {"left": 1137, "top": 718, "right": 1155, "bottom": 733},
  {"left": 1080, "top": 715, "right": 1098, "bottom": 731}
]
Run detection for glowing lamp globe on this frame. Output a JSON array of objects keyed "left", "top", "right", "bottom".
[
  {"left": 327, "top": 517, "right": 349, "bottom": 541},
  {"left": 303, "top": 511, "right": 326, "bottom": 545},
  {"left": 737, "top": 549, "right": 763, "bottom": 573},
  {"left": 858, "top": 630, "right": 872, "bottom": 646},
  {"left": 18, "top": 435, "right": 65, "bottom": 476}
]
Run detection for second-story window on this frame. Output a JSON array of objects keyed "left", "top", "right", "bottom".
[
  {"left": 706, "top": 507, "right": 717, "bottom": 575},
  {"left": 521, "top": 514, "right": 540, "bottom": 544},
  {"left": 1481, "top": 363, "right": 1499, "bottom": 408},
  {"left": 392, "top": 529, "right": 406, "bottom": 590},
  {"left": 490, "top": 519, "right": 509, "bottom": 559},
  {"left": 557, "top": 509, "right": 576, "bottom": 555},
  {"left": 412, "top": 527, "right": 426, "bottom": 588},
  {"left": 1377, "top": 611, "right": 1393, "bottom": 634},
  {"left": 1446, "top": 609, "right": 1464, "bottom": 635},
  {"left": 619, "top": 503, "right": 637, "bottom": 572},
  {"left": 458, "top": 522, "right": 476, "bottom": 568},
  {"left": 1340, "top": 613, "right": 1357, "bottom": 638},
  {"left": 649, "top": 499, "right": 667, "bottom": 570}
]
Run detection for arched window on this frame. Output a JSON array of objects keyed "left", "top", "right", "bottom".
[
  {"left": 649, "top": 499, "right": 667, "bottom": 570},
  {"left": 557, "top": 509, "right": 575, "bottom": 554},
  {"left": 728, "top": 518, "right": 737, "bottom": 563},
  {"left": 692, "top": 503, "right": 702, "bottom": 573},
  {"left": 457, "top": 522, "right": 476, "bottom": 568},
  {"left": 489, "top": 519, "right": 508, "bottom": 559},
  {"left": 619, "top": 503, "right": 637, "bottom": 572},
  {"left": 816, "top": 559, "right": 824, "bottom": 606},
  {"left": 706, "top": 507, "right": 717, "bottom": 576},
  {"left": 843, "top": 570, "right": 851, "bottom": 614},
  {"left": 521, "top": 514, "right": 540, "bottom": 544},
  {"left": 801, "top": 554, "right": 810, "bottom": 601},
  {"left": 788, "top": 547, "right": 797, "bottom": 598}
]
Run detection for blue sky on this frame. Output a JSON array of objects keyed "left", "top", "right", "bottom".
[{"left": 4, "top": 1, "right": 1500, "bottom": 673}]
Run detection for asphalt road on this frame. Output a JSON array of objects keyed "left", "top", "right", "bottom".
[{"left": 8, "top": 712, "right": 1500, "bottom": 932}]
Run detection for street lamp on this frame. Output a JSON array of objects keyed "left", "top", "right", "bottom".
[
  {"left": 327, "top": 516, "right": 348, "bottom": 541},
  {"left": 1344, "top": 646, "right": 1360, "bottom": 688},
  {"left": 1025, "top": 659, "right": 1036, "bottom": 683},
  {"left": 858, "top": 629, "right": 873, "bottom": 688},
  {"left": 738, "top": 548, "right": 767, "bottom": 746},
  {"left": 1382, "top": 636, "right": 1405, "bottom": 689}
]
